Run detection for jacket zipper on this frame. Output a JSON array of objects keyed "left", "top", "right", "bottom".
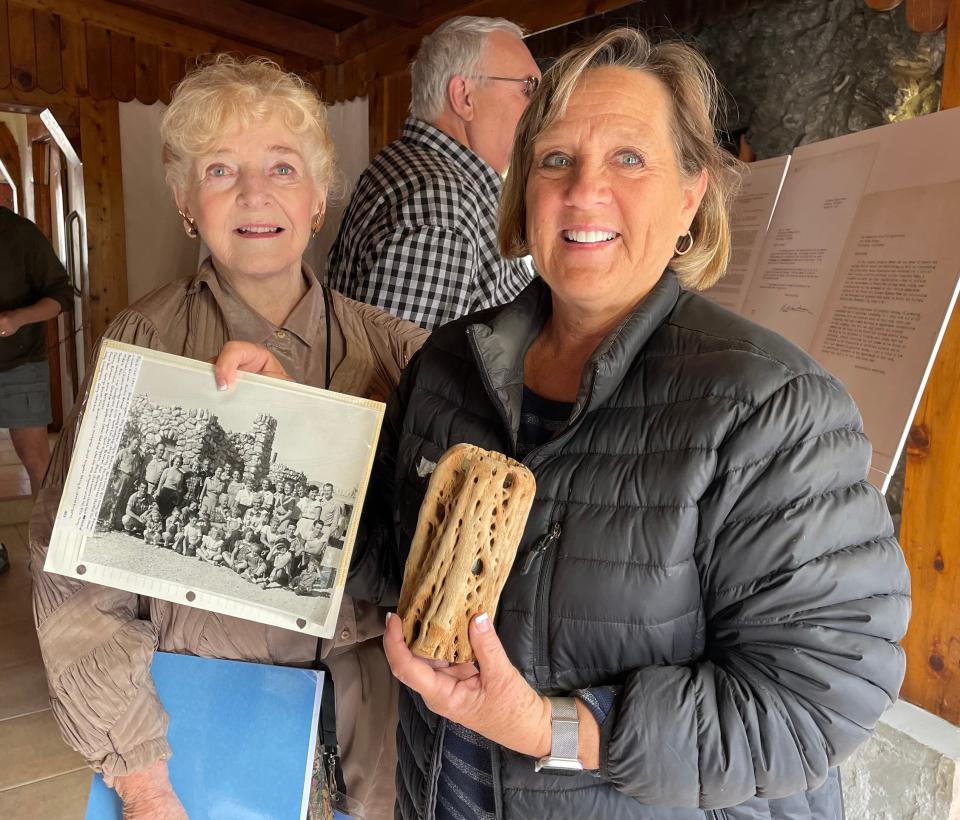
[
  {"left": 519, "top": 521, "right": 562, "bottom": 575},
  {"left": 531, "top": 514, "right": 564, "bottom": 687},
  {"left": 519, "top": 365, "right": 597, "bottom": 689},
  {"left": 467, "top": 331, "right": 600, "bottom": 692}
]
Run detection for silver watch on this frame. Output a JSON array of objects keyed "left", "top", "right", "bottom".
[{"left": 535, "top": 697, "right": 584, "bottom": 774}]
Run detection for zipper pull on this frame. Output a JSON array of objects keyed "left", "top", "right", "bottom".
[{"left": 520, "top": 521, "right": 562, "bottom": 575}]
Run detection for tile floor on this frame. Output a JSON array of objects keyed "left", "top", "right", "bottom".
[
  {"left": 0, "top": 429, "right": 33, "bottom": 500},
  {"left": 0, "top": 492, "right": 91, "bottom": 817}
]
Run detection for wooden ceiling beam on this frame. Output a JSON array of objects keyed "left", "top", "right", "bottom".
[
  {"left": 16, "top": 0, "right": 288, "bottom": 62},
  {"left": 322, "top": 0, "right": 419, "bottom": 26},
  {"left": 334, "top": 0, "right": 643, "bottom": 74},
  {"left": 116, "top": 0, "right": 340, "bottom": 60}
]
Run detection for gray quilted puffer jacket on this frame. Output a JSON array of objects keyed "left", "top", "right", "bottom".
[{"left": 349, "top": 270, "right": 910, "bottom": 820}]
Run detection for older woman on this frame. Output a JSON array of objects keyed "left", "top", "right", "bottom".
[
  {"left": 341, "top": 29, "right": 910, "bottom": 820},
  {"left": 29, "top": 57, "right": 426, "bottom": 819}
]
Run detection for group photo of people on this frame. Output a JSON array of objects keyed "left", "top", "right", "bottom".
[{"left": 98, "top": 434, "right": 348, "bottom": 599}]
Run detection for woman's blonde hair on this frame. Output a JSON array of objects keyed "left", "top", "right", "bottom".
[
  {"left": 498, "top": 28, "right": 743, "bottom": 290},
  {"left": 160, "top": 55, "right": 340, "bottom": 199}
]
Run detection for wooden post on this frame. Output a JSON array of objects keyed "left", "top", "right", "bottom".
[
  {"left": 79, "top": 96, "right": 127, "bottom": 342},
  {"left": 896, "top": 0, "right": 960, "bottom": 723},
  {"left": 368, "top": 69, "right": 411, "bottom": 160},
  {"left": 944, "top": 0, "right": 960, "bottom": 107}
]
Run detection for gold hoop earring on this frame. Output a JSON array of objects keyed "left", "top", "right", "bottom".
[
  {"left": 675, "top": 231, "right": 694, "bottom": 256},
  {"left": 178, "top": 209, "right": 198, "bottom": 239},
  {"left": 311, "top": 212, "right": 324, "bottom": 236}
]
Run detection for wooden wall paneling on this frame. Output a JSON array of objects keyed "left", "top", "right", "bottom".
[
  {"left": 322, "top": 62, "right": 336, "bottom": 104},
  {"left": 0, "top": 0, "right": 10, "bottom": 88},
  {"left": 59, "top": 15, "right": 86, "bottom": 96},
  {"left": 157, "top": 47, "right": 184, "bottom": 104},
  {"left": 348, "top": 51, "right": 369, "bottom": 100},
  {"left": 34, "top": 9, "right": 62, "bottom": 93},
  {"left": 386, "top": 69, "right": 410, "bottom": 141},
  {"left": 335, "top": 61, "right": 346, "bottom": 106},
  {"left": 343, "top": 53, "right": 359, "bottom": 101},
  {"left": 897, "top": 0, "right": 960, "bottom": 725},
  {"left": 0, "top": 85, "right": 79, "bottom": 132},
  {"left": 944, "top": 0, "right": 960, "bottom": 108},
  {"left": 0, "top": 0, "right": 10, "bottom": 89},
  {"left": 367, "top": 69, "right": 410, "bottom": 158},
  {"left": 285, "top": 53, "right": 311, "bottom": 79},
  {"left": 84, "top": 23, "right": 111, "bottom": 100},
  {"left": 368, "top": 73, "right": 385, "bottom": 159},
  {"left": 0, "top": 122, "right": 23, "bottom": 194},
  {"left": 18, "top": 0, "right": 286, "bottom": 64},
  {"left": 9, "top": 2, "right": 38, "bottom": 91},
  {"left": 110, "top": 31, "right": 135, "bottom": 102},
  {"left": 79, "top": 96, "right": 128, "bottom": 341},
  {"left": 104, "top": 0, "right": 338, "bottom": 61},
  {"left": 134, "top": 38, "right": 159, "bottom": 105},
  {"left": 906, "top": 0, "right": 950, "bottom": 30},
  {"left": 899, "top": 313, "right": 960, "bottom": 723}
]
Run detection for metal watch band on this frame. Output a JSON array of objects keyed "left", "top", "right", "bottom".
[{"left": 548, "top": 696, "right": 579, "bottom": 759}]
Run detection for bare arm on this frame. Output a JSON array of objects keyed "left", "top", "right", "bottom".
[{"left": 0, "top": 296, "right": 64, "bottom": 336}]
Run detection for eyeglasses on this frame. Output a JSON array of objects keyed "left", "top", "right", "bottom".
[{"left": 469, "top": 75, "right": 540, "bottom": 99}]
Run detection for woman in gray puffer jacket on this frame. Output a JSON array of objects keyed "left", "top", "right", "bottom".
[{"left": 348, "top": 28, "right": 910, "bottom": 820}]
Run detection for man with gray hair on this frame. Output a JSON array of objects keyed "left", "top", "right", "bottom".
[{"left": 327, "top": 16, "right": 539, "bottom": 329}]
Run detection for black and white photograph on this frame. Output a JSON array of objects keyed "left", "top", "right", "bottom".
[{"left": 45, "top": 340, "right": 384, "bottom": 637}]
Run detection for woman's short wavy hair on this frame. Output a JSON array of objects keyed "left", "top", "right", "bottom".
[
  {"left": 498, "top": 27, "right": 743, "bottom": 290},
  {"left": 160, "top": 55, "right": 339, "bottom": 199}
]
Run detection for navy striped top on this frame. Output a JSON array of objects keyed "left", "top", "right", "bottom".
[{"left": 434, "top": 387, "right": 619, "bottom": 819}]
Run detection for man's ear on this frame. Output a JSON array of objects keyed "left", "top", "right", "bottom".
[{"left": 447, "top": 74, "right": 475, "bottom": 122}]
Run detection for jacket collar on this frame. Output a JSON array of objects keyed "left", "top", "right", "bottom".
[
  {"left": 187, "top": 256, "right": 326, "bottom": 348},
  {"left": 467, "top": 270, "right": 681, "bottom": 443}
]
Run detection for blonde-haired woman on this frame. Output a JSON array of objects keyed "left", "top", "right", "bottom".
[
  {"left": 338, "top": 28, "right": 910, "bottom": 820},
  {"left": 29, "top": 56, "right": 426, "bottom": 819}
]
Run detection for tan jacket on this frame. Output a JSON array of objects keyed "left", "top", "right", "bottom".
[{"left": 29, "top": 262, "right": 427, "bottom": 818}]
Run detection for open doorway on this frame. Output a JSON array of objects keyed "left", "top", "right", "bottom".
[{"left": 0, "top": 104, "right": 87, "bottom": 500}]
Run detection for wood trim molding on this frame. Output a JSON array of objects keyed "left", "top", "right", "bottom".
[
  {"left": 119, "top": 0, "right": 340, "bottom": 60},
  {"left": 16, "top": 0, "right": 287, "bottom": 61},
  {"left": 79, "top": 96, "right": 127, "bottom": 341},
  {"left": 896, "top": 0, "right": 960, "bottom": 725}
]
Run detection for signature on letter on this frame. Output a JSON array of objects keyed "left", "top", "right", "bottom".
[{"left": 780, "top": 304, "right": 812, "bottom": 315}]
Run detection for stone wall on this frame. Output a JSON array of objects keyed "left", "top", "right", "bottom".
[
  {"left": 228, "top": 413, "right": 277, "bottom": 484},
  {"left": 840, "top": 700, "right": 960, "bottom": 819},
  {"left": 689, "top": 0, "right": 945, "bottom": 159},
  {"left": 123, "top": 395, "right": 278, "bottom": 481}
]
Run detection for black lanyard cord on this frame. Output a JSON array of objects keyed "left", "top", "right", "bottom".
[
  {"left": 316, "top": 285, "right": 346, "bottom": 800},
  {"left": 322, "top": 285, "right": 332, "bottom": 391}
]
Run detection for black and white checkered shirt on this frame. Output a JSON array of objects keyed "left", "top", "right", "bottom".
[{"left": 327, "top": 118, "right": 533, "bottom": 330}]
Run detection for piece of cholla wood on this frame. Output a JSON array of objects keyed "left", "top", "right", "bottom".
[{"left": 398, "top": 443, "right": 536, "bottom": 663}]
